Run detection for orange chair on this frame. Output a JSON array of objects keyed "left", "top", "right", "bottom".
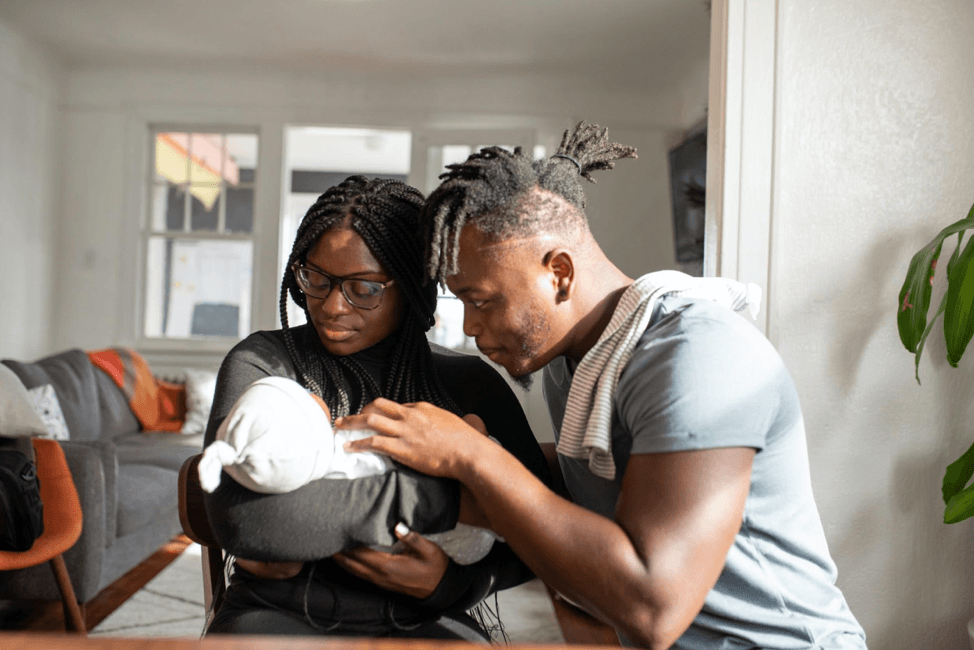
[{"left": 0, "top": 438, "right": 86, "bottom": 633}]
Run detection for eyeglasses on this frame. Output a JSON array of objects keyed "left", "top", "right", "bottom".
[{"left": 292, "top": 264, "right": 395, "bottom": 310}]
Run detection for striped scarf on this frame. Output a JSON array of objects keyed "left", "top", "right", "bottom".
[{"left": 554, "top": 271, "right": 762, "bottom": 480}]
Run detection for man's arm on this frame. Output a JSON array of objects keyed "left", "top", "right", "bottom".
[
  {"left": 490, "top": 448, "right": 753, "bottom": 649},
  {"left": 538, "top": 441, "right": 570, "bottom": 499},
  {"left": 343, "top": 400, "right": 753, "bottom": 650}
]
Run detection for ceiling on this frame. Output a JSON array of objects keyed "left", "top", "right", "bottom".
[{"left": 0, "top": 0, "right": 711, "bottom": 94}]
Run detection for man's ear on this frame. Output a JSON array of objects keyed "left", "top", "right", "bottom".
[{"left": 543, "top": 249, "right": 574, "bottom": 304}]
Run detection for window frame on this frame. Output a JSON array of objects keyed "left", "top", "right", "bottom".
[
  {"left": 136, "top": 124, "right": 262, "bottom": 355},
  {"left": 130, "top": 123, "right": 543, "bottom": 358}
]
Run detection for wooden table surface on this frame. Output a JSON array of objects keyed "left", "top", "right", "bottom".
[{"left": 0, "top": 632, "right": 618, "bottom": 649}]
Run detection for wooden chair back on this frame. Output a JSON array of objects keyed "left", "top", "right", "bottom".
[{"left": 177, "top": 454, "right": 225, "bottom": 615}]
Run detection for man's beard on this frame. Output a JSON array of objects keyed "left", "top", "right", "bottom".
[
  {"left": 505, "top": 306, "right": 549, "bottom": 392},
  {"left": 509, "top": 370, "right": 534, "bottom": 392}
]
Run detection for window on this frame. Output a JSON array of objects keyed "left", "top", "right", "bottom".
[{"left": 143, "top": 130, "right": 259, "bottom": 340}]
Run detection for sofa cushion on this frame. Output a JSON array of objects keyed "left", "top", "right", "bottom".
[
  {"left": 116, "top": 463, "right": 179, "bottom": 538},
  {"left": 113, "top": 431, "right": 203, "bottom": 472},
  {"left": 92, "top": 369, "right": 140, "bottom": 439},
  {"left": 2, "top": 350, "right": 102, "bottom": 441}
]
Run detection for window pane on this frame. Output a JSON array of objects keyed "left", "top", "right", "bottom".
[
  {"left": 429, "top": 289, "right": 474, "bottom": 350},
  {"left": 441, "top": 145, "right": 472, "bottom": 167},
  {"left": 189, "top": 133, "right": 226, "bottom": 184},
  {"left": 155, "top": 132, "right": 189, "bottom": 184},
  {"left": 226, "top": 134, "right": 259, "bottom": 185},
  {"left": 144, "top": 236, "right": 252, "bottom": 339},
  {"left": 189, "top": 185, "right": 220, "bottom": 231},
  {"left": 225, "top": 185, "right": 254, "bottom": 233},
  {"left": 151, "top": 182, "right": 187, "bottom": 231}
]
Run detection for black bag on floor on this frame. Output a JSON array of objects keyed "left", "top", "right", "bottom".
[{"left": 0, "top": 436, "right": 44, "bottom": 552}]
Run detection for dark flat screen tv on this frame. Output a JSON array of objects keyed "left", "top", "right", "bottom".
[{"left": 667, "top": 127, "right": 707, "bottom": 266}]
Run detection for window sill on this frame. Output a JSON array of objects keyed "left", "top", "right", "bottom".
[{"left": 136, "top": 338, "right": 239, "bottom": 374}]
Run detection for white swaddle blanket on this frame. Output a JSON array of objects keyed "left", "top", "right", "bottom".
[{"left": 197, "top": 376, "right": 496, "bottom": 564}]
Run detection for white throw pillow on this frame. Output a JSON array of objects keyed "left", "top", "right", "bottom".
[
  {"left": 27, "top": 384, "right": 70, "bottom": 440},
  {"left": 0, "top": 364, "right": 48, "bottom": 437},
  {"left": 181, "top": 368, "right": 218, "bottom": 435}
]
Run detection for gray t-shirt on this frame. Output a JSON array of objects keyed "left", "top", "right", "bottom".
[{"left": 542, "top": 295, "right": 867, "bottom": 649}]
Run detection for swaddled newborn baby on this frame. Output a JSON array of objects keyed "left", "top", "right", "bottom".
[{"left": 198, "top": 376, "right": 498, "bottom": 565}]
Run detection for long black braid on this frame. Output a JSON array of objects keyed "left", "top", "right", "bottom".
[
  {"left": 423, "top": 120, "right": 637, "bottom": 284},
  {"left": 279, "top": 175, "right": 461, "bottom": 420}
]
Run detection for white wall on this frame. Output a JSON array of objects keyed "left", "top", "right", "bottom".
[
  {"left": 50, "top": 65, "right": 703, "bottom": 356},
  {"left": 43, "top": 61, "right": 706, "bottom": 440},
  {"left": 0, "top": 19, "right": 63, "bottom": 360},
  {"left": 585, "top": 127, "right": 681, "bottom": 278},
  {"left": 770, "top": 1, "right": 974, "bottom": 648}
]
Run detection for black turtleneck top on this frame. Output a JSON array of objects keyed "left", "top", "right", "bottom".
[{"left": 202, "top": 323, "right": 551, "bottom": 612}]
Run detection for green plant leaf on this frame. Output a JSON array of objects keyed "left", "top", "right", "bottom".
[
  {"left": 898, "top": 203, "right": 974, "bottom": 354},
  {"left": 914, "top": 292, "right": 948, "bottom": 383},
  {"left": 943, "top": 441, "right": 974, "bottom": 504},
  {"left": 947, "top": 231, "right": 967, "bottom": 277},
  {"left": 944, "top": 232, "right": 974, "bottom": 367},
  {"left": 898, "top": 242, "right": 941, "bottom": 353},
  {"left": 911, "top": 231, "right": 966, "bottom": 383},
  {"left": 945, "top": 482, "right": 974, "bottom": 523}
]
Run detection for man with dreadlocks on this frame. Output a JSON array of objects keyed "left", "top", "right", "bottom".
[
  {"left": 341, "top": 124, "right": 868, "bottom": 649},
  {"left": 201, "top": 175, "right": 550, "bottom": 640}
]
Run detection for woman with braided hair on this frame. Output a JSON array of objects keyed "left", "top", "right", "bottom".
[
  {"left": 201, "top": 175, "right": 551, "bottom": 640},
  {"left": 343, "top": 123, "right": 867, "bottom": 649}
]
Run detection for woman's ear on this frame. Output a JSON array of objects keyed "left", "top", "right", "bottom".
[{"left": 543, "top": 249, "right": 575, "bottom": 304}]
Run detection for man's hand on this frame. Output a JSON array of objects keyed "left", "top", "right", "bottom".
[
  {"left": 332, "top": 523, "right": 450, "bottom": 600},
  {"left": 336, "top": 398, "right": 491, "bottom": 479}
]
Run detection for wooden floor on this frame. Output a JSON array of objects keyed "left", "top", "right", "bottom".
[{"left": 1, "top": 535, "right": 192, "bottom": 633}]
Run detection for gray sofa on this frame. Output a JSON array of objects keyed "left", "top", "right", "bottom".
[{"left": 0, "top": 349, "right": 203, "bottom": 607}]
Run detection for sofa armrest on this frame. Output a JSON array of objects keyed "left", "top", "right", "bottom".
[{"left": 58, "top": 439, "right": 115, "bottom": 601}]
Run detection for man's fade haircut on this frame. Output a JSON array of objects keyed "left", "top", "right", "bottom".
[
  {"left": 280, "top": 175, "right": 460, "bottom": 419},
  {"left": 423, "top": 121, "right": 637, "bottom": 284}
]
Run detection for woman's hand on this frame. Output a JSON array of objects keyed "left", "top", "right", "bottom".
[
  {"left": 336, "top": 398, "right": 493, "bottom": 479},
  {"left": 332, "top": 523, "right": 450, "bottom": 600}
]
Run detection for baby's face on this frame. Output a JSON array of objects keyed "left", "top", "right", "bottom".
[{"left": 309, "top": 392, "right": 332, "bottom": 422}]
